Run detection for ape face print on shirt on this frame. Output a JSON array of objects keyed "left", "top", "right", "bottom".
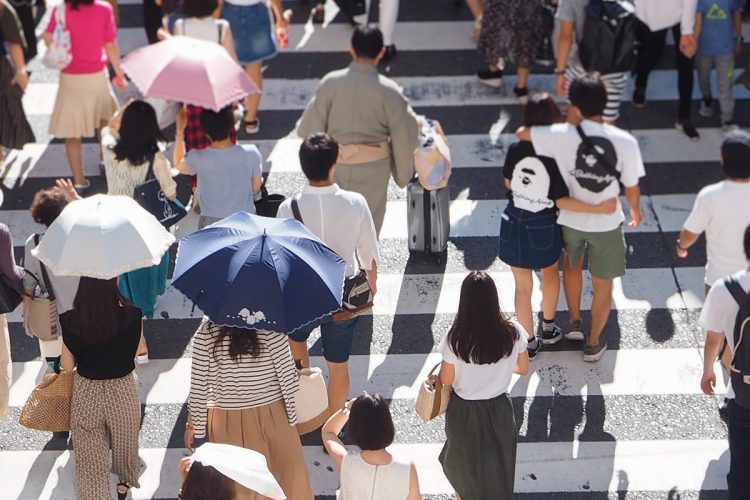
[
  {"left": 510, "top": 156, "right": 555, "bottom": 213},
  {"left": 571, "top": 136, "right": 619, "bottom": 193}
]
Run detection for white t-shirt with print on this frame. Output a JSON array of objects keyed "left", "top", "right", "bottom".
[
  {"left": 683, "top": 180, "right": 750, "bottom": 285},
  {"left": 531, "top": 120, "right": 645, "bottom": 232},
  {"left": 699, "top": 269, "right": 750, "bottom": 400},
  {"left": 439, "top": 321, "right": 528, "bottom": 401}
]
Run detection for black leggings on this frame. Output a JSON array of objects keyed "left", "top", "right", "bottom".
[
  {"left": 143, "top": 0, "right": 164, "bottom": 44},
  {"left": 634, "top": 19, "right": 694, "bottom": 120}
]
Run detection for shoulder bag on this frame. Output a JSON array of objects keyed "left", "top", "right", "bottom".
[
  {"left": 20, "top": 370, "right": 74, "bottom": 432},
  {"left": 291, "top": 196, "right": 373, "bottom": 321},
  {"left": 294, "top": 367, "right": 330, "bottom": 435},
  {"left": 24, "top": 235, "right": 60, "bottom": 342},
  {"left": 42, "top": 5, "right": 72, "bottom": 70},
  {"left": 415, "top": 362, "right": 451, "bottom": 422},
  {"left": 133, "top": 154, "right": 190, "bottom": 228}
]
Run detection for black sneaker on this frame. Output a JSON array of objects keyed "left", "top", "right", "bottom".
[
  {"left": 477, "top": 68, "right": 503, "bottom": 88},
  {"left": 541, "top": 324, "right": 563, "bottom": 345},
  {"left": 583, "top": 340, "right": 607, "bottom": 362},
  {"left": 381, "top": 45, "right": 397, "bottom": 63},
  {"left": 513, "top": 86, "right": 529, "bottom": 104},
  {"left": 632, "top": 87, "right": 646, "bottom": 108},
  {"left": 675, "top": 119, "right": 700, "bottom": 141},
  {"left": 527, "top": 337, "right": 543, "bottom": 360},
  {"left": 565, "top": 319, "right": 585, "bottom": 341}
]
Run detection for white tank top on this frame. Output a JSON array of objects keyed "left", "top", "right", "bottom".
[
  {"left": 174, "top": 18, "right": 229, "bottom": 44},
  {"left": 338, "top": 452, "right": 411, "bottom": 500}
]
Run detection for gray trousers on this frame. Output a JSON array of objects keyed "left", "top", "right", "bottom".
[{"left": 695, "top": 53, "right": 735, "bottom": 123}]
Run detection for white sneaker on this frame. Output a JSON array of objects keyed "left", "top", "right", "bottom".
[{"left": 698, "top": 98, "right": 713, "bottom": 118}]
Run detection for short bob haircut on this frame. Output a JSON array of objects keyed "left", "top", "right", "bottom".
[
  {"left": 523, "top": 92, "right": 564, "bottom": 127},
  {"left": 346, "top": 393, "right": 395, "bottom": 451},
  {"left": 30, "top": 188, "right": 69, "bottom": 227},
  {"left": 181, "top": 462, "right": 236, "bottom": 500},
  {"left": 181, "top": 0, "right": 219, "bottom": 19},
  {"left": 199, "top": 106, "right": 234, "bottom": 142},
  {"left": 299, "top": 133, "right": 339, "bottom": 182},
  {"left": 351, "top": 26, "right": 384, "bottom": 60},
  {"left": 568, "top": 72, "right": 608, "bottom": 119}
]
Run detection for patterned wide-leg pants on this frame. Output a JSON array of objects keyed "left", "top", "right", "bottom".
[{"left": 71, "top": 372, "right": 142, "bottom": 500}]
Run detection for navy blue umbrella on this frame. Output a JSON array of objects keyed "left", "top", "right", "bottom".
[{"left": 172, "top": 212, "right": 346, "bottom": 333}]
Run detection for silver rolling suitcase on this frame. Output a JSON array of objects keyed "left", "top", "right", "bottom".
[{"left": 407, "top": 181, "right": 450, "bottom": 253}]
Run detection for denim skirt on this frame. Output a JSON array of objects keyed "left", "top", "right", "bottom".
[
  {"left": 497, "top": 203, "right": 562, "bottom": 270},
  {"left": 222, "top": 2, "right": 278, "bottom": 65}
]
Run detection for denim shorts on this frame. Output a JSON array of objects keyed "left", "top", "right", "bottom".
[
  {"left": 289, "top": 315, "right": 359, "bottom": 363},
  {"left": 498, "top": 203, "right": 562, "bottom": 270},
  {"left": 222, "top": 2, "right": 277, "bottom": 65}
]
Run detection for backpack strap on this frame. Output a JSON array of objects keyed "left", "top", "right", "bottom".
[
  {"left": 575, "top": 125, "right": 621, "bottom": 181},
  {"left": 34, "top": 234, "right": 55, "bottom": 301},
  {"left": 724, "top": 277, "right": 750, "bottom": 307},
  {"left": 57, "top": 4, "right": 66, "bottom": 27},
  {"left": 290, "top": 194, "right": 304, "bottom": 224}
]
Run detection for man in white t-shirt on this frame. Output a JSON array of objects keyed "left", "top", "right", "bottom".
[
  {"left": 517, "top": 73, "right": 645, "bottom": 362},
  {"left": 277, "top": 133, "right": 379, "bottom": 418},
  {"left": 678, "top": 130, "right": 750, "bottom": 294},
  {"left": 700, "top": 224, "right": 750, "bottom": 499}
]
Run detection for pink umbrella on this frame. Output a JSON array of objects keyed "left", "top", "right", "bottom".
[{"left": 121, "top": 36, "right": 260, "bottom": 111}]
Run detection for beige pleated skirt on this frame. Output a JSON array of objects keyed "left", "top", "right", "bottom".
[
  {"left": 49, "top": 70, "right": 118, "bottom": 139},
  {"left": 208, "top": 400, "right": 313, "bottom": 500}
]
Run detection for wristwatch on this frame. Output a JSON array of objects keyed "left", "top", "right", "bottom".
[{"left": 554, "top": 68, "right": 566, "bottom": 76}]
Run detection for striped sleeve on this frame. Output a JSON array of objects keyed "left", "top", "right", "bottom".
[
  {"left": 267, "top": 332, "right": 300, "bottom": 425},
  {"left": 188, "top": 321, "right": 211, "bottom": 438}
]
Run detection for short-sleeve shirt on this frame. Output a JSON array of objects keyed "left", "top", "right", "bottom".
[
  {"left": 185, "top": 144, "right": 262, "bottom": 219},
  {"left": 503, "top": 141, "right": 569, "bottom": 215},
  {"left": 699, "top": 270, "right": 750, "bottom": 400},
  {"left": 697, "top": 0, "right": 744, "bottom": 56},
  {"left": 683, "top": 180, "right": 750, "bottom": 284},
  {"left": 61, "top": 306, "right": 142, "bottom": 380},
  {"left": 439, "top": 321, "right": 528, "bottom": 400},
  {"left": 45, "top": 1, "right": 116, "bottom": 74},
  {"left": 530, "top": 120, "right": 645, "bottom": 232}
]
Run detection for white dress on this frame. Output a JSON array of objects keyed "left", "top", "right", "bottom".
[{"left": 338, "top": 451, "right": 411, "bottom": 500}]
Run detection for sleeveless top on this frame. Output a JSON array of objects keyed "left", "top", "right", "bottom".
[{"left": 338, "top": 452, "right": 411, "bottom": 500}]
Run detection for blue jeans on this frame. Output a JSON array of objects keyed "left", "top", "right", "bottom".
[
  {"left": 289, "top": 315, "right": 359, "bottom": 363},
  {"left": 727, "top": 400, "right": 750, "bottom": 499}
]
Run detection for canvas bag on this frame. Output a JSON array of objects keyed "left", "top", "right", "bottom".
[
  {"left": 133, "top": 154, "right": 190, "bottom": 228},
  {"left": 42, "top": 6, "right": 73, "bottom": 71},
  {"left": 724, "top": 278, "right": 750, "bottom": 409},
  {"left": 25, "top": 235, "right": 60, "bottom": 342},
  {"left": 414, "top": 117, "right": 452, "bottom": 191},
  {"left": 579, "top": 0, "right": 637, "bottom": 74},
  {"left": 294, "top": 367, "right": 329, "bottom": 435}
]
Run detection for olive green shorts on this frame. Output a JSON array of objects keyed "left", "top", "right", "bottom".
[{"left": 562, "top": 225, "right": 626, "bottom": 279}]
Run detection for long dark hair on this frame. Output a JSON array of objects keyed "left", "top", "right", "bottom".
[
  {"left": 69, "top": 277, "right": 139, "bottom": 343},
  {"left": 181, "top": 462, "right": 235, "bottom": 500},
  {"left": 447, "top": 271, "right": 519, "bottom": 364},
  {"left": 211, "top": 326, "right": 261, "bottom": 361},
  {"left": 112, "top": 100, "right": 165, "bottom": 166}
]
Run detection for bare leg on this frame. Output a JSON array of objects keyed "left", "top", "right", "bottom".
[
  {"left": 540, "top": 263, "right": 561, "bottom": 322},
  {"left": 516, "top": 66, "right": 530, "bottom": 89},
  {"left": 464, "top": 0, "right": 484, "bottom": 20},
  {"left": 65, "top": 138, "right": 85, "bottom": 186},
  {"left": 588, "top": 276, "right": 613, "bottom": 346},
  {"left": 326, "top": 361, "right": 351, "bottom": 416},
  {"left": 562, "top": 253, "right": 583, "bottom": 323},
  {"left": 137, "top": 319, "right": 148, "bottom": 357},
  {"left": 511, "top": 267, "right": 535, "bottom": 339},
  {"left": 243, "top": 62, "right": 263, "bottom": 123}
]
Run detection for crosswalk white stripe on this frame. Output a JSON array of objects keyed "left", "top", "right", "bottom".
[
  {"left": 22, "top": 70, "right": 750, "bottom": 116},
  {"left": 1, "top": 128, "right": 733, "bottom": 183},
  {"left": 0, "top": 440, "right": 729, "bottom": 497},
  {"left": 7, "top": 350, "right": 724, "bottom": 407},
  {"left": 4, "top": 266, "right": 705, "bottom": 324},
  {"left": 0, "top": 193, "right": 700, "bottom": 246}
]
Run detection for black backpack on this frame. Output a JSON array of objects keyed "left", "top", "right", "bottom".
[
  {"left": 579, "top": 0, "right": 637, "bottom": 74},
  {"left": 725, "top": 277, "right": 750, "bottom": 408}
]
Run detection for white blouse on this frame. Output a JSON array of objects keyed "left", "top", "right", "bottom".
[
  {"left": 338, "top": 452, "right": 411, "bottom": 500},
  {"left": 101, "top": 127, "right": 176, "bottom": 199}
]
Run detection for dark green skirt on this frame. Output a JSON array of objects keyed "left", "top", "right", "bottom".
[{"left": 438, "top": 391, "right": 516, "bottom": 500}]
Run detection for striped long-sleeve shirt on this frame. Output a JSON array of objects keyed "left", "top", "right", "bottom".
[{"left": 188, "top": 320, "right": 300, "bottom": 438}]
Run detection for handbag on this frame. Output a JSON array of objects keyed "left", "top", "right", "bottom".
[
  {"left": 415, "top": 362, "right": 451, "bottom": 422},
  {"left": 290, "top": 197, "right": 373, "bottom": 321},
  {"left": 294, "top": 367, "right": 330, "bottom": 435},
  {"left": 19, "top": 370, "right": 74, "bottom": 432},
  {"left": 0, "top": 274, "right": 22, "bottom": 314},
  {"left": 133, "top": 154, "right": 191, "bottom": 228},
  {"left": 25, "top": 235, "right": 60, "bottom": 342},
  {"left": 254, "top": 183, "right": 286, "bottom": 218},
  {"left": 414, "top": 117, "right": 452, "bottom": 191},
  {"left": 42, "top": 6, "right": 72, "bottom": 70}
]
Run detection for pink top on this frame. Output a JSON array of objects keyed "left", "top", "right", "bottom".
[{"left": 45, "top": 1, "right": 116, "bottom": 74}]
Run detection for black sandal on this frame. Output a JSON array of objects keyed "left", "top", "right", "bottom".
[{"left": 117, "top": 482, "right": 130, "bottom": 500}]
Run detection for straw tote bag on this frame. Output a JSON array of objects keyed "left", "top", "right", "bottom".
[
  {"left": 415, "top": 363, "right": 451, "bottom": 422},
  {"left": 294, "top": 367, "right": 329, "bottom": 435},
  {"left": 20, "top": 371, "right": 74, "bottom": 432}
]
